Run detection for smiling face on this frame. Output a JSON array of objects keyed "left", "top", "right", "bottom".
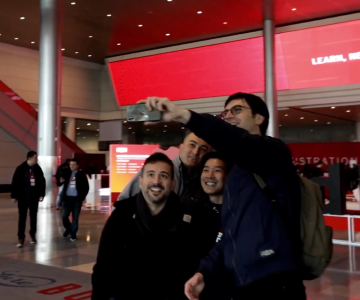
[
  {"left": 223, "top": 99, "right": 264, "bottom": 135},
  {"left": 179, "top": 133, "right": 211, "bottom": 169},
  {"left": 138, "top": 162, "right": 174, "bottom": 205},
  {"left": 201, "top": 158, "right": 226, "bottom": 196}
]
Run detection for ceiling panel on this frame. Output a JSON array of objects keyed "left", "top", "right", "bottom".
[{"left": 0, "top": 0, "right": 359, "bottom": 64}]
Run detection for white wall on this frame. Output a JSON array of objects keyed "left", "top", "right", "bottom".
[
  {"left": 0, "top": 127, "right": 28, "bottom": 185},
  {"left": 0, "top": 42, "right": 103, "bottom": 114}
]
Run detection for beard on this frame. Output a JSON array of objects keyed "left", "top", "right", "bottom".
[{"left": 143, "top": 183, "right": 169, "bottom": 204}]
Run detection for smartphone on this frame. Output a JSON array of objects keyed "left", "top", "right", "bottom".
[{"left": 126, "top": 104, "right": 162, "bottom": 122}]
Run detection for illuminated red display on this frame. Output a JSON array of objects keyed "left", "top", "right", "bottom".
[{"left": 109, "top": 20, "right": 360, "bottom": 106}]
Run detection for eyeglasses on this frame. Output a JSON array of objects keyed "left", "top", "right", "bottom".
[{"left": 219, "top": 105, "right": 251, "bottom": 119}]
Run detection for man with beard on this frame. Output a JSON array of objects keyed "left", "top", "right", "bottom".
[
  {"left": 92, "top": 153, "right": 196, "bottom": 300},
  {"left": 118, "top": 131, "right": 211, "bottom": 204}
]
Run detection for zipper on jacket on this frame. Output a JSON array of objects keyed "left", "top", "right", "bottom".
[{"left": 226, "top": 185, "right": 244, "bottom": 286}]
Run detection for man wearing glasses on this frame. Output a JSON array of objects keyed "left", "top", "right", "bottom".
[{"left": 140, "top": 92, "right": 305, "bottom": 300}]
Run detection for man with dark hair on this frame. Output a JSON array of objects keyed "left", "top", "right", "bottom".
[
  {"left": 11, "top": 151, "right": 46, "bottom": 248},
  {"left": 188, "top": 152, "right": 230, "bottom": 300},
  {"left": 60, "top": 158, "right": 89, "bottom": 241},
  {"left": 118, "top": 131, "right": 211, "bottom": 204},
  {"left": 92, "top": 153, "right": 197, "bottom": 300},
  {"left": 141, "top": 94, "right": 305, "bottom": 300},
  {"left": 55, "top": 158, "right": 71, "bottom": 210}
]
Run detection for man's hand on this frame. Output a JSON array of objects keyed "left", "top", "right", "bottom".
[
  {"left": 140, "top": 97, "right": 191, "bottom": 124},
  {"left": 184, "top": 273, "right": 205, "bottom": 300},
  {"left": 39, "top": 197, "right": 44, "bottom": 202},
  {"left": 11, "top": 199, "right": 17, "bottom": 204}
]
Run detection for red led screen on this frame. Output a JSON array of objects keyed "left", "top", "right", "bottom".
[{"left": 109, "top": 20, "right": 360, "bottom": 106}]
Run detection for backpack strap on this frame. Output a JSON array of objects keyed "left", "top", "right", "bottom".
[{"left": 252, "top": 173, "right": 290, "bottom": 227}]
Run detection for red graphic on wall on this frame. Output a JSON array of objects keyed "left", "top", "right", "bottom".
[{"left": 109, "top": 19, "right": 360, "bottom": 106}]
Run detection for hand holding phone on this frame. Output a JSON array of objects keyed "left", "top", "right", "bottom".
[{"left": 127, "top": 104, "right": 162, "bottom": 122}]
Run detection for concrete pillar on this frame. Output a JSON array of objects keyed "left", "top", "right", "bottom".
[
  {"left": 65, "top": 117, "right": 76, "bottom": 142},
  {"left": 263, "top": 0, "right": 278, "bottom": 137},
  {"left": 37, "top": 0, "right": 62, "bottom": 208}
]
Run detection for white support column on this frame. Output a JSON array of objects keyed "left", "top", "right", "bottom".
[{"left": 37, "top": 0, "right": 62, "bottom": 208}]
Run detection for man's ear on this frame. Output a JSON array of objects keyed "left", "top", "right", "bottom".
[{"left": 255, "top": 114, "right": 265, "bottom": 126}]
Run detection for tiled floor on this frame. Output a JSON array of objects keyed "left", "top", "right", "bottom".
[{"left": 0, "top": 192, "right": 360, "bottom": 299}]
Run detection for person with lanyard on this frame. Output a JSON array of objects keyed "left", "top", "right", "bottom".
[
  {"left": 11, "top": 151, "right": 46, "bottom": 248},
  {"left": 59, "top": 158, "right": 89, "bottom": 241}
]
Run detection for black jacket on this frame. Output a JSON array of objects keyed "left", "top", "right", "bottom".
[
  {"left": 55, "top": 163, "right": 71, "bottom": 186},
  {"left": 11, "top": 162, "right": 46, "bottom": 200},
  {"left": 92, "top": 192, "right": 198, "bottom": 300},
  {"left": 61, "top": 170, "right": 89, "bottom": 201},
  {"left": 185, "top": 112, "right": 302, "bottom": 287}
]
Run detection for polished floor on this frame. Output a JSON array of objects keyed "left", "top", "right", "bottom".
[{"left": 0, "top": 193, "right": 359, "bottom": 299}]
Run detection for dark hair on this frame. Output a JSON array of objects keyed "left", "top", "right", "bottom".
[
  {"left": 224, "top": 92, "right": 269, "bottom": 135},
  {"left": 70, "top": 158, "right": 79, "bottom": 165},
  {"left": 183, "top": 129, "right": 193, "bottom": 141},
  {"left": 27, "top": 151, "right": 37, "bottom": 159},
  {"left": 200, "top": 152, "right": 230, "bottom": 174},
  {"left": 142, "top": 153, "right": 174, "bottom": 179}
]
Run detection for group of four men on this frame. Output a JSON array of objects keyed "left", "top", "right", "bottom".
[
  {"left": 10, "top": 91, "right": 305, "bottom": 300},
  {"left": 91, "top": 92, "right": 306, "bottom": 300}
]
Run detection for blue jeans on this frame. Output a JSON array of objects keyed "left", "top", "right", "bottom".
[
  {"left": 56, "top": 185, "right": 64, "bottom": 207},
  {"left": 62, "top": 196, "right": 82, "bottom": 238}
]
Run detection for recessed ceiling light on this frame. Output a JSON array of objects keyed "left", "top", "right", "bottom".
[
  {"left": 117, "top": 43, "right": 121, "bottom": 45},
  {"left": 147, "top": 129, "right": 149, "bottom": 131},
  {"left": 20, "top": 17, "right": 25, "bottom": 20},
  {"left": 31, "top": 41, "right": 35, "bottom": 44},
  {"left": 285, "top": 114, "right": 288, "bottom": 117},
  {"left": 346, "top": 110, "right": 351, "bottom": 113},
  {"left": 71, "top": 2, "right": 76, "bottom": 4},
  {"left": 83, "top": 137, "right": 86, "bottom": 139},
  {"left": 279, "top": 124, "right": 282, "bottom": 127},
  {"left": 61, "top": 48, "right": 65, "bottom": 51},
  {"left": 76, "top": 127, "right": 80, "bottom": 129},
  {"left": 300, "top": 117, "right": 304, "bottom": 119},
  {"left": 310, "top": 129, "right": 313, "bottom": 132},
  {"left": 167, "top": 0, "right": 172, "bottom": 1},
  {"left": 327, "top": 122, "right": 331, "bottom": 124},
  {"left": 181, "top": 127, "right": 185, "bottom": 129},
  {"left": 132, "top": 132, "right": 135, "bottom": 134},
  {"left": 97, "top": 129, "right": 99, "bottom": 131},
  {"left": 166, "top": 33, "right": 170, "bottom": 36},
  {"left": 89, "top": 36, "right": 93, "bottom": 38},
  {"left": 128, "top": 127, "right": 132, "bottom": 130},
  {"left": 75, "top": 52, "right": 78, "bottom": 54},
  {"left": 164, "top": 125, "right": 168, "bottom": 127},
  {"left": 314, "top": 120, "right": 318, "bottom": 122},
  {"left": 163, "top": 130, "right": 167, "bottom": 132},
  {"left": 14, "top": 38, "right": 18, "bottom": 40},
  {"left": 87, "top": 123, "right": 91, "bottom": 126},
  {"left": 107, "top": 14, "right": 111, "bottom": 17},
  {"left": 223, "top": 22, "right": 228, "bottom": 24},
  {"left": 123, "top": 121, "right": 127, "bottom": 123},
  {"left": 292, "top": 8, "right": 297, "bottom": 11},
  {"left": 197, "top": 11, "right": 202, "bottom": 14},
  {"left": 88, "top": 55, "right": 92, "bottom": 57},
  {"left": 331, "top": 106, "right": 335, "bottom": 109},
  {"left": 77, "top": 133, "right": 80, "bottom": 135},
  {"left": 138, "top": 24, "right": 143, "bottom": 27}
]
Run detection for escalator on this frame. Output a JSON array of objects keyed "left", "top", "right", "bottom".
[{"left": 0, "top": 80, "right": 84, "bottom": 159}]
